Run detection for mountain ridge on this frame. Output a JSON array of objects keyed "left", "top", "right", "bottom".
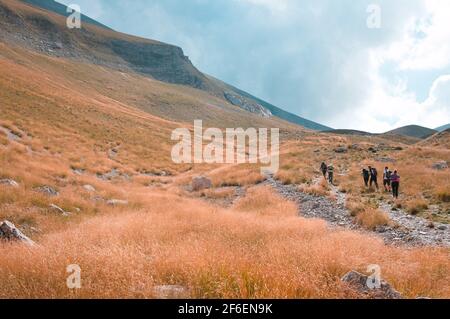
[{"left": 12, "top": 0, "right": 329, "bottom": 131}]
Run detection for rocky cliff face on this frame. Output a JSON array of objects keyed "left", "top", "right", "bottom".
[
  {"left": 0, "top": 0, "right": 210, "bottom": 90},
  {"left": 224, "top": 92, "right": 272, "bottom": 118}
]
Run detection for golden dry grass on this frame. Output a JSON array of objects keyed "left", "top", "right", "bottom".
[
  {"left": 356, "top": 208, "right": 391, "bottom": 231},
  {"left": 1, "top": 186, "right": 449, "bottom": 299}
]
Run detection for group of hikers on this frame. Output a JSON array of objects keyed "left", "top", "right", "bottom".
[
  {"left": 320, "top": 162, "right": 401, "bottom": 198},
  {"left": 361, "top": 166, "right": 401, "bottom": 198}
]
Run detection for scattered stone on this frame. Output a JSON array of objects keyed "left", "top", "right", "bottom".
[
  {"left": 334, "top": 146, "right": 348, "bottom": 153},
  {"left": 153, "top": 285, "right": 189, "bottom": 299},
  {"left": 192, "top": 176, "right": 212, "bottom": 192},
  {"left": 0, "top": 220, "right": 35, "bottom": 246},
  {"left": 53, "top": 41, "right": 63, "bottom": 50},
  {"left": 438, "top": 225, "right": 447, "bottom": 231},
  {"left": 432, "top": 161, "right": 448, "bottom": 171},
  {"left": 348, "top": 144, "right": 361, "bottom": 150},
  {"left": 0, "top": 178, "right": 19, "bottom": 187},
  {"left": 108, "top": 148, "right": 119, "bottom": 159},
  {"left": 368, "top": 147, "right": 378, "bottom": 153},
  {"left": 97, "top": 169, "right": 130, "bottom": 181},
  {"left": 83, "top": 184, "right": 96, "bottom": 192},
  {"left": 106, "top": 199, "right": 128, "bottom": 206},
  {"left": 341, "top": 270, "right": 403, "bottom": 299},
  {"left": 35, "top": 185, "right": 59, "bottom": 196},
  {"left": 0, "top": 126, "right": 22, "bottom": 141},
  {"left": 71, "top": 168, "right": 85, "bottom": 175},
  {"left": 49, "top": 204, "right": 71, "bottom": 216}
]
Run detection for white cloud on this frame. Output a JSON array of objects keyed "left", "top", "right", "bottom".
[{"left": 382, "top": 0, "right": 450, "bottom": 70}]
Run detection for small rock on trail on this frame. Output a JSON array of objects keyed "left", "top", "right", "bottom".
[{"left": 192, "top": 176, "right": 212, "bottom": 192}]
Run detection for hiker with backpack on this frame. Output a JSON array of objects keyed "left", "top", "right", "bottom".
[
  {"left": 327, "top": 164, "right": 334, "bottom": 184},
  {"left": 368, "top": 166, "right": 379, "bottom": 190},
  {"left": 390, "top": 170, "right": 400, "bottom": 199},
  {"left": 320, "top": 162, "right": 328, "bottom": 179},
  {"left": 383, "top": 167, "right": 392, "bottom": 192},
  {"left": 362, "top": 168, "right": 370, "bottom": 187}
]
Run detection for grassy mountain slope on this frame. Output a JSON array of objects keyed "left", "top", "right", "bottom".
[{"left": 10, "top": 0, "right": 328, "bottom": 131}]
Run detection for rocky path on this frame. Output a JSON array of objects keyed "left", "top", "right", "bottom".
[{"left": 265, "top": 175, "right": 450, "bottom": 247}]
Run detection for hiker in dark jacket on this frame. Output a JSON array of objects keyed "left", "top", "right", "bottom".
[
  {"left": 320, "top": 162, "right": 328, "bottom": 178},
  {"left": 390, "top": 170, "right": 400, "bottom": 199},
  {"left": 369, "top": 166, "right": 379, "bottom": 190},
  {"left": 383, "top": 167, "right": 392, "bottom": 192},
  {"left": 327, "top": 164, "right": 334, "bottom": 184},
  {"left": 362, "top": 168, "right": 370, "bottom": 187}
]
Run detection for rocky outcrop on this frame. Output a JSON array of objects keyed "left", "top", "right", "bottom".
[
  {"left": 341, "top": 270, "right": 403, "bottom": 299},
  {"left": 192, "top": 176, "right": 212, "bottom": 192},
  {"left": 0, "top": 220, "right": 35, "bottom": 245},
  {"left": 224, "top": 92, "right": 272, "bottom": 117}
]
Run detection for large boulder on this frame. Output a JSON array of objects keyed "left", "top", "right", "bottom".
[
  {"left": 0, "top": 220, "right": 35, "bottom": 246},
  {"left": 341, "top": 270, "right": 403, "bottom": 299},
  {"left": 192, "top": 176, "right": 212, "bottom": 192},
  {"left": 432, "top": 161, "right": 448, "bottom": 170}
]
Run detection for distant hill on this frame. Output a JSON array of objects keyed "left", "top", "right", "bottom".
[
  {"left": 435, "top": 124, "right": 450, "bottom": 132},
  {"left": 386, "top": 125, "right": 437, "bottom": 139},
  {"left": 321, "top": 129, "right": 372, "bottom": 136}
]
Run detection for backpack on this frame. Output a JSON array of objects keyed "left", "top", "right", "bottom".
[{"left": 385, "top": 170, "right": 392, "bottom": 179}]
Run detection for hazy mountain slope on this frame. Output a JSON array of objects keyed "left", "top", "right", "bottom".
[
  {"left": 386, "top": 125, "right": 437, "bottom": 139},
  {"left": 435, "top": 124, "right": 450, "bottom": 132},
  {"left": 8, "top": 0, "right": 329, "bottom": 131},
  {"left": 208, "top": 76, "right": 332, "bottom": 131}
]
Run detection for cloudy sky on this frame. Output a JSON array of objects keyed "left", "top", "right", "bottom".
[{"left": 58, "top": 0, "right": 450, "bottom": 132}]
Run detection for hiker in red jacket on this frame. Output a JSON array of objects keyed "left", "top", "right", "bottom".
[{"left": 390, "top": 170, "right": 400, "bottom": 199}]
